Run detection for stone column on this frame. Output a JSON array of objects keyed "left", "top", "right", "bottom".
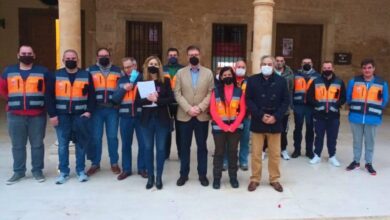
[
  {"left": 58, "top": 0, "right": 81, "bottom": 66},
  {"left": 252, "top": 0, "right": 275, "bottom": 74}
]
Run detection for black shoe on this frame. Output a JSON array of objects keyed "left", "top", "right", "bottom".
[
  {"left": 176, "top": 176, "right": 188, "bottom": 186},
  {"left": 291, "top": 150, "right": 301, "bottom": 158},
  {"left": 239, "top": 164, "right": 248, "bottom": 171},
  {"left": 230, "top": 178, "right": 239, "bottom": 188},
  {"left": 365, "top": 163, "right": 377, "bottom": 175},
  {"left": 346, "top": 161, "right": 360, "bottom": 171},
  {"left": 146, "top": 175, "right": 155, "bottom": 189},
  {"left": 199, "top": 176, "right": 209, "bottom": 186},
  {"left": 305, "top": 151, "right": 314, "bottom": 159},
  {"left": 212, "top": 179, "right": 221, "bottom": 189},
  {"left": 156, "top": 176, "right": 163, "bottom": 189}
]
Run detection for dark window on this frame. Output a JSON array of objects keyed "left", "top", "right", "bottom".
[
  {"left": 126, "top": 21, "right": 162, "bottom": 71},
  {"left": 212, "top": 24, "right": 247, "bottom": 71}
]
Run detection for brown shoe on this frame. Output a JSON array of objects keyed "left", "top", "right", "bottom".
[
  {"left": 86, "top": 165, "right": 100, "bottom": 176},
  {"left": 117, "top": 172, "right": 131, "bottom": 181},
  {"left": 138, "top": 170, "right": 148, "bottom": 178},
  {"left": 247, "top": 181, "right": 260, "bottom": 192},
  {"left": 270, "top": 182, "right": 283, "bottom": 192},
  {"left": 111, "top": 164, "right": 121, "bottom": 174}
]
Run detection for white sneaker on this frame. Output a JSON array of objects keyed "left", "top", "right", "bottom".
[
  {"left": 309, "top": 154, "right": 321, "bottom": 164},
  {"left": 328, "top": 156, "right": 341, "bottom": 167},
  {"left": 281, "top": 150, "right": 290, "bottom": 160},
  {"left": 262, "top": 152, "right": 267, "bottom": 161}
]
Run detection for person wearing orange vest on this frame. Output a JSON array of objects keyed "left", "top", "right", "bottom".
[
  {"left": 0, "top": 45, "right": 48, "bottom": 185},
  {"left": 346, "top": 58, "right": 388, "bottom": 175},
  {"left": 222, "top": 60, "right": 250, "bottom": 172},
  {"left": 306, "top": 61, "right": 346, "bottom": 167},
  {"left": 112, "top": 57, "right": 147, "bottom": 180},
  {"left": 86, "top": 48, "right": 122, "bottom": 176},
  {"left": 45, "top": 50, "right": 96, "bottom": 184},
  {"left": 210, "top": 66, "right": 246, "bottom": 189},
  {"left": 163, "top": 48, "right": 184, "bottom": 160},
  {"left": 292, "top": 58, "right": 321, "bottom": 159}
]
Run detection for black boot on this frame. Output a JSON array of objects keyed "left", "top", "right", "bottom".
[
  {"left": 230, "top": 177, "right": 239, "bottom": 188},
  {"left": 212, "top": 179, "right": 221, "bottom": 189},
  {"left": 156, "top": 176, "right": 163, "bottom": 190},
  {"left": 146, "top": 175, "right": 155, "bottom": 189}
]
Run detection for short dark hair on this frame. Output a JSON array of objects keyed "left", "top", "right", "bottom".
[
  {"left": 360, "top": 58, "right": 375, "bottom": 68},
  {"left": 186, "top": 45, "right": 200, "bottom": 53},
  {"left": 18, "top": 45, "right": 34, "bottom": 53},
  {"left": 167, "top": 48, "right": 179, "bottom": 55},
  {"left": 96, "top": 47, "right": 110, "bottom": 56}
]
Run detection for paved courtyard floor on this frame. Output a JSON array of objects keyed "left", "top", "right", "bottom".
[{"left": 1, "top": 113, "right": 390, "bottom": 220}]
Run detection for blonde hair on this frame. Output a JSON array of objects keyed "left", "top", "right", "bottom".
[{"left": 142, "top": 56, "right": 165, "bottom": 83}]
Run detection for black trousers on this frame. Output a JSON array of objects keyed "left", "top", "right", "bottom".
[
  {"left": 164, "top": 105, "right": 182, "bottom": 159},
  {"left": 212, "top": 131, "right": 241, "bottom": 179}
]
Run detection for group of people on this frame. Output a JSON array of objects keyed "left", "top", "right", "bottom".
[{"left": 1, "top": 44, "right": 388, "bottom": 193}]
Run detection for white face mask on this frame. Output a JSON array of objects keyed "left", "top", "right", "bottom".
[
  {"left": 261, "top": 65, "right": 273, "bottom": 76},
  {"left": 235, "top": 68, "right": 246, "bottom": 77},
  {"left": 215, "top": 74, "right": 220, "bottom": 80}
]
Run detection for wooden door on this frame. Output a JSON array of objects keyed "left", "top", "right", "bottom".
[
  {"left": 275, "top": 23, "right": 323, "bottom": 72},
  {"left": 19, "top": 8, "right": 58, "bottom": 71}
]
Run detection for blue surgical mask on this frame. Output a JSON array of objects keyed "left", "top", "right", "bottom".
[{"left": 129, "top": 69, "right": 139, "bottom": 83}]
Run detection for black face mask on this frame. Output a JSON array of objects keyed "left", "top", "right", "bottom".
[
  {"left": 65, "top": 60, "right": 77, "bottom": 69},
  {"left": 168, "top": 57, "right": 178, "bottom": 65},
  {"left": 222, "top": 77, "right": 234, "bottom": 85},
  {"left": 189, "top": 56, "right": 199, "bottom": 66},
  {"left": 322, "top": 70, "right": 333, "bottom": 77},
  {"left": 99, "top": 57, "right": 110, "bottom": 67},
  {"left": 19, "top": 56, "right": 34, "bottom": 65},
  {"left": 302, "top": 63, "right": 312, "bottom": 71},
  {"left": 148, "top": 66, "right": 159, "bottom": 74}
]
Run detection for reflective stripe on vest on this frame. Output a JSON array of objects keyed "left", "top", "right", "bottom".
[
  {"left": 314, "top": 79, "right": 342, "bottom": 113},
  {"left": 6, "top": 72, "right": 45, "bottom": 110},
  {"left": 90, "top": 70, "right": 120, "bottom": 103},
  {"left": 119, "top": 85, "right": 138, "bottom": 116},
  {"left": 294, "top": 75, "right": 316, "bottom": 104},
  {"left": 211, "top": 87, "right": 243, "bottom": 132},
  {"left": 55, "top": 70, "right": 89, "bottom": 114},
  {"left": 350, "top": 76, "right": 384, "bottom": 116}
]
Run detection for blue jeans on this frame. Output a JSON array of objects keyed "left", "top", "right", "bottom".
[
  {"left": 313, "top": 118, "right": 340, "bottom": 157},
  {"left": 350, "top": 122, "right": 377, "bottom": 164},
  {"left": 178, "top": 118, "right": 209, "bottom": 177},
  {"left": 120, "top": 115, "right": 146, "bottom": 173},
  {"left": 7, "top": 112, "right": 46, "bottom": 175},
  {"left": 223, "top": 117, "right": 250, "bottom": 166},
  {"left": 293, "top": 105, "right": 314, "bottom": 153},
  {"left": 55, "top": 115, "right": 88, "bottom": 174},
  {"left": 91, "top": 107, "right": 119, "bottom": 166},
  {"left": 141, "top": 116, "right": 169, "bottom": 177}
]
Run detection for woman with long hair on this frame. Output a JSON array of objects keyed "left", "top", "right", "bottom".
[{"left": 136, "top": 56, "right": 174, "bottom": 190}]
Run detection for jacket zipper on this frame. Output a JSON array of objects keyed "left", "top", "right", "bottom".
[
  {"left": 69, "top": 84, "right": 73, "bottom": 113},
  {"left": 23, "top": 79, "right": 26, "bottom": 110}
]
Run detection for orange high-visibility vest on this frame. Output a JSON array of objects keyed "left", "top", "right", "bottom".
[
  {"left": 55, "top": 68, "right": 89, "bottom": 114},
  {"left": 314, "top": 77, "right": 342, "bottom": 113},
  {"left": 7, "top": 71, "right": 45, "bottom": 110},
  {"left": 350, "top": 76, "right": 385, "bottom": 116},
  {"left": 89, "top": 65, "right": 121, "bottom": 104},
  {"left": 211, "top": 87, "right": 243, "bottom": 132}
]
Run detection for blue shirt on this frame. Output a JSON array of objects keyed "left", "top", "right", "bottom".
[
  {"left": 190, "top": 67, "right": 200, "bottom": 88},
  {"left": 346, "top": 76, "right": 389, "bottom": 125}
]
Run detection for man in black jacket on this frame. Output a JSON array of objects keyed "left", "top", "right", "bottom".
[
  {"left": 246, "top": 55, "right": 290, "bottom": 192},
  {"left": 306, "top": 61, "right": 346, "bottom": 167}
]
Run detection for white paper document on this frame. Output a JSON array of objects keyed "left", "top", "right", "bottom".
[{"left": 137, "top": 81, "right": 157, "bottom": 107}]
